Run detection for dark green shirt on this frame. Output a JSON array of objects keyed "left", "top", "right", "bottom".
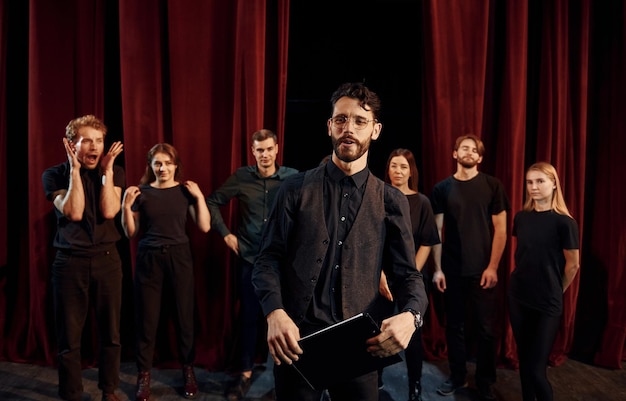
[{"left": 206, "top": 164, "right": 298, "bottom": 264}]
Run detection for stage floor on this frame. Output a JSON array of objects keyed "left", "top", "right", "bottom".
[{"left": 0, "top": 355, "right": 623, "bottom": 400}]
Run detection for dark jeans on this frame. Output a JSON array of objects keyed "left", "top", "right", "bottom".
[
  {"left": 52, "top": 248, "right": 122, "bottom": 400},
  {"left": 443, "top": 275, "right": 497, "bottom": 387},
  {"left": 274, "top": 363, "right": 378, "bottom": 401},
  {"left": 134, "top": 244, "right": 195, "bottom": 371},
  {"left": 509, "top": 296, "right": 560, "bottom": 401}
]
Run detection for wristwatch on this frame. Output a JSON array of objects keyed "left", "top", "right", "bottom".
[{"left": 402, "top": 308, "right": 423, "bottom": 329}]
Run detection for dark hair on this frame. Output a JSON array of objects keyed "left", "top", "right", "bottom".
[
  {"left": 330, "top": 82, "right": 381, "bottom": 121},
  {"left": 251, "top": 129, "right": 277, "bottom": 143},
  {"left": 140, "top": 143, "right": 182, "bottom": 185},
  {"left": 385, "top": 148, "right": 419, "bottom": 192},
  {"left": 65, "top": 115, "right": 107, "bottom": 142}
]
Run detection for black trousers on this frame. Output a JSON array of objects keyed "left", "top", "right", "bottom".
[
  {"left": 443, "top": 274, "right": 497, "bottom": 387},
  {"left": 239, "top": 258, "right": 265, "bottom": 372},
  {"left": 134, "top": 244, "right": 195, "bottom": 371},
  {"left": 52, "top": 248, "right": 122, "bottom": 400},
  {"left": 508, "top": 297, "right": 560, "bottom": 401},
  {"left": 274, "top": 362, "right": 378, "bottom": 401},
  {"left": 405, "top": 327, "right": 425, "bottom": 384}
]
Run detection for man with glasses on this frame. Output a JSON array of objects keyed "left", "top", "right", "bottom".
[{"left": 252, "top": 82, "right": 428, "bottom": 400}]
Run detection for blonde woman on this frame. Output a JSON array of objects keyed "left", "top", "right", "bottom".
[{"left": 508, "top": 162, "right": 580, "bottom": 401}]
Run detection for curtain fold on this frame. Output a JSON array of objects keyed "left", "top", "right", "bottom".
[
  {"left": 497, "top": 0, "right": 529, "bottom": 368},
  {"left": 0, "top": 0, "right": 9, "bottom": 360}
]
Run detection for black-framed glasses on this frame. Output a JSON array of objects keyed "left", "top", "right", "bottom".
[{"left": 329, "top": 115, "right": 376, "bottom": 130}]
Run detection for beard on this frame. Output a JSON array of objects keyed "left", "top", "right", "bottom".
[
  {"left": 332, "top": 135, "right": 371, "bottom": 163},
  {"left": 458, "top": 156, "right": 479, "bottom": 169}
]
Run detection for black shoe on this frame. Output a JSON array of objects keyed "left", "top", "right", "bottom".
[
  {"left": 408, "top": 380, "right": 423, "bottom": 401},
  {"left": 227, "top": 374, "right": 252, "bottom": 401},
  {"left": 436, "top": 378, "right": 468, "bottom": 396},
  {"left": 377, "top": 374, "right": 384, "bottom": 390},
  {"left": 408, "top": 393, "right": 423, "bottom": 401}
]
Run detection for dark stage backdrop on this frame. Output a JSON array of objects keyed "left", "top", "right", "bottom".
[{"left": 1, "top": 0, "right": 624, "bottom": 375}]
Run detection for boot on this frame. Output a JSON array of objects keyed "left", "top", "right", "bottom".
[
  {"left": 135, "top": 371, "right": 151, "bottom": 401},
  {"left": 182, "top": 365, "right": 198, "bottom": 399}
]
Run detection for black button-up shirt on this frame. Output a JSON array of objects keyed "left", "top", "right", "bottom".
[{"left": 314, "top": 162, "right": 368, "bottom": 322}]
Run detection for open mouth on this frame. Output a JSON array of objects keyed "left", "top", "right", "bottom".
[{"left": 340, "top": 137, "right": 356, "bottom": 145}]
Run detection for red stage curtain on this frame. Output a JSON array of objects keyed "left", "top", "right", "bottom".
[{"left": 0, "top": 0, "right": 623, "bottom": 374}]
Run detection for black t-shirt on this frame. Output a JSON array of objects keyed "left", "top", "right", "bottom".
[
  {"left": 42, "top": 162, "right": 125, "bottom": 253},
  {"left": 406, "top": 192, "right": 441, "bottom": 250},
  {"left": 431, "top": 172, "right": 510, "bottom": 276},
  {"left": 509, "top": 209, "right": 579, "bottom": 316},
  {"left": 132, "top": 184, "right": 196, "bottom": 248}
]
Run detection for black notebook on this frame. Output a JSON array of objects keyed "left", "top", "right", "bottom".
[{"left": 291, "top": 312, "right": 403, "bottom": 390}]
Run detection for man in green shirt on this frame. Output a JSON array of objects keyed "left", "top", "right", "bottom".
[{"left": 206, "top": 129, "right": 297, "bottom": 400}]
